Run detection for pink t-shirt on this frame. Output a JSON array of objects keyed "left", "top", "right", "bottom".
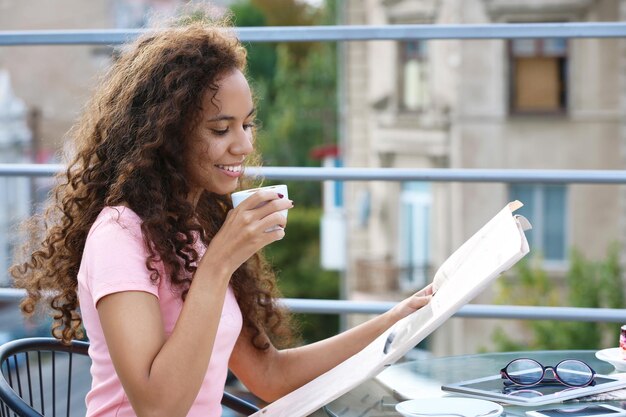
[{"left": 77, "top": 207, "right": 242, "bottom": 417}]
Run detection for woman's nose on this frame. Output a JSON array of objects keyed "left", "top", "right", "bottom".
[{"left": 232, "top": 128, "right": 254, "bottom": 155}]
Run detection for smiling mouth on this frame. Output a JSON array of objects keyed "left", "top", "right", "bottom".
[{"left": 215, "top": 164, "right": 243, "bottom": 173}]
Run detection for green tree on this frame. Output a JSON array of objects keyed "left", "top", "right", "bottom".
[
  {"left": 492, "top": 245, "right": 625, "bottom": 351},
  {"left": 230, "top": 1, "right": 278, "bottom": 126},
  {"left": 231, "top": 0, "right": 338, "bottom": 206},
  {"left": 230, "top": 0, "right": 341, "bottom": 342},
  {"left": 264, "top": 207, "right": 339, "bottom": 343},
  {"left": 251, "top": 0, "right": 319, "bottom": 65}
]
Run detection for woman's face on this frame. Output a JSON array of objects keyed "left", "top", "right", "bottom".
[{"left": 186, "top": 69, "right": 255, "bottom": 203}]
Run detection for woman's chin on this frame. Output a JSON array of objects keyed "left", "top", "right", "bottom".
[{"left": 208, "top": 181, "right": 240, "bottom": 196}]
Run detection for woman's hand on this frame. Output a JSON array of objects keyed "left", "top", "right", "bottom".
[
  {"left": 201, "top": 190, "right": 293, "bottom": 275},
  {"left": 387, "top": 283, "right": 434, "bottom": 323},
  {"left": 230, "top": 282, "right": 435, "bottom": 401}
]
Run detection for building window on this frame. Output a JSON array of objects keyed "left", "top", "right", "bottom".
[
  {"left": 509, "top": 184, "right": 567, "bottom": 263},
  {"left": 509, "top": 38, "right": 568, "bottom": 114},
  {"left": 399, "top": 40, "right": 429, "bottom": 111},
  {"left": 398, "top": 182, "right": 431, "bottom": 289}
]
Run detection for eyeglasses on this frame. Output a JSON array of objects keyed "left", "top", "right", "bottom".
[{"left": 500, "top": 358, "right": 596, "bottom": 388}]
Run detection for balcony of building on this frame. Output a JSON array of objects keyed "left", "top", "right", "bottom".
[{"left": 0, "top": 3, "right": 625, "bottom": 414}]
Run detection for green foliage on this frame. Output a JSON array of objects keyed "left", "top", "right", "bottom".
[
  {"left": 230, "top": 0, "right": 341, "bottom": 342},
  {"left": 230, "top": 2, "right": 277, "bottom": 85},
  {"left": 249, "top": 0, "right": 320, "bottom": 65},
  {"left": 231, "top": 0, "right": 338, "bottom": 206},
  {"left": 493, "top": 244, "right": 625, "bottom": 351},
  {"left": 230, "top": 1, "right": 277, "bottom": 121},
  {"left": 261, "top": 43, "right": 337, "bottom": 166},
  {"left": 264, "top": 207, "right": 340, "bottom": 343}
]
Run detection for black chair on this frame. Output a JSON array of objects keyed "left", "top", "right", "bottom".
[{"left": 0, "top": 337, "right": 259, "bottom": 416}]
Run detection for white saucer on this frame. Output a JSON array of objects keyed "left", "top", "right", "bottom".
[
  {"left": 395, "top": 398, "right": 503, "bottom": 417},
  {"left": 596, "top": 348, "right": 626, "bottom": 372}
]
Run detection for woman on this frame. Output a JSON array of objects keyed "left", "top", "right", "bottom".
[{"left": 11, "top": 15, "right": 433, "bottom": 417}]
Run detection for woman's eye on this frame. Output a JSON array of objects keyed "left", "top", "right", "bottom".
[
  {"left": 243, "top": 123, "right": 256, "bottom": 131},
  {"left": 211, "top": 128, "right": 229, "bottom": 136}
]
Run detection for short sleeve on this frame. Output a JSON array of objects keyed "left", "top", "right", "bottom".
[{"left": 82, "top": 208, "right": 160, "bottom": 308}]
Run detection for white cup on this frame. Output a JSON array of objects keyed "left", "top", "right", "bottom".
[{"left": 231, "top": 184, "right": 289, "bottom": 232}]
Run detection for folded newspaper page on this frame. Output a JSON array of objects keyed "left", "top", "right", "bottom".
[{"left": 251, "top": 201, "right": 531, "bottom": 417}]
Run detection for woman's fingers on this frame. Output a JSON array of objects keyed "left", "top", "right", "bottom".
[
  {"left": 231, "top": 190, "right": 292, "bottom": 230},
  {"left": 237, "top": 189, "right": 284, "bottom": 210},
  {"left": 406, "top": 284, "right": 435, "bottom": 310},
  {"left": 203, "top": 189, "right": 294, "bottom": 274},
  {"left": 264, "top": 224, "right": 286, "bottom": 241},
  {"left": 259, "top": 211, "right": 288, "bottom": 232},
  {"left": 415, "top": 283, "right": 435, "bottom": 297},
  {"left": 255, "top": 198, "right": 292, "bottom": 221},
  {"left": 388, "top": 289, "right": 434, "bottom": 321},
  {"left": 233, "top": 190, "right": 292, "bottom": 224},
  {"left": 409, "top": 293, "right": 432, "bottom": 309},
  {"left": 210, "top": 190, "right": 292, "bottom": 269}
]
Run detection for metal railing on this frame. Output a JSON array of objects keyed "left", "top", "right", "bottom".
[
  {"left": 1, "top": 164, "right": 625, "bottom": 323},
  {"left": 1, "top": 22, "right": 625, "bottom": 45},
  {"left": 0, "top": 288, "right": 623, "bottom": 322},
  {"left": 4, "top": 164, "right": 626, "bottom": 184},
  {"left": 1, "top": 22, "right": 626, "bottom": 323}
]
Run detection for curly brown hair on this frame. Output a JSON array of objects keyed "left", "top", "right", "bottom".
[{"left": 10, "top": 18, "right": 294, "bottom": 350}]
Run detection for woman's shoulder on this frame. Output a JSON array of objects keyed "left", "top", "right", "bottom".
[{"left": 88, "top": 206, "right": 143, "bottom": 240}]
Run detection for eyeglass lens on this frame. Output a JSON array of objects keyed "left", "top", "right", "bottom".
[
  {"left": 505, "top": 359, "right": 543, "bottom": 385},
  {"left": 555, "top": 359, "right": 594, "bottom": 386},
  {"left": 505, "top": 359, "right": 594, "bottom": 386}
]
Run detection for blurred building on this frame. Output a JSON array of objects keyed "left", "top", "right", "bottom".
[
  {"left": 0, "top": 0, "right": 194, "bottom": 283},
  {"left": 2, "top": 0, "right": 625, "bottom": 354},
  {"left": 0, "top": 0, "right": 195, "bottom": 158},
  {"left": 0, "top": 70, "right": 31, "bottom": 285},
  {"left": 341, "top": 0, "right": 626, "bottom": 354}
]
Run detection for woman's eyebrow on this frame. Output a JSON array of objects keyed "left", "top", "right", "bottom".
[{"left": 207, "top": 108, "right": 256, "bottom": 122}]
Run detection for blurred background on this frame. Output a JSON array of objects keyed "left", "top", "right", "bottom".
[{"left": 0, "top": 0, "right": 624, "bottom": 368}]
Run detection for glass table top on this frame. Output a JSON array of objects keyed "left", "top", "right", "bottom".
[{"left": 321, "top": 350, "right": 624, "bottom": 417}]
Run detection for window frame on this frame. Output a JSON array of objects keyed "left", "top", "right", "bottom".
[
  {"left": 397, "top": 40, "right": 429, "bottom": 113},
  {"left": 508, "top": 37, "right": 570, "bottom": 116},
  {"left": 397, "top": 182, "right": 432, "bottom": 290},
  {"left": 509, "top": 184, "right": 569, "bottom": 269}
]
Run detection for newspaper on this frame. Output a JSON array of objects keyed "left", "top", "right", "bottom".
[{"left": 251, "top": 201, "right": 531, "bottom": 417}]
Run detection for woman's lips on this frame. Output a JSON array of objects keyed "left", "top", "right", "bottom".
[{"left": 215, "top": 164, "right": 243, "bottom": 177}]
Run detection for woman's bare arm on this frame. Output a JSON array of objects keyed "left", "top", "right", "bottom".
[
  {"left": 97, "top": 191, "right": 291, "bottom": 417},
  {"left": 229, "top": 285, "right": 433, "bottom": 402}
]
